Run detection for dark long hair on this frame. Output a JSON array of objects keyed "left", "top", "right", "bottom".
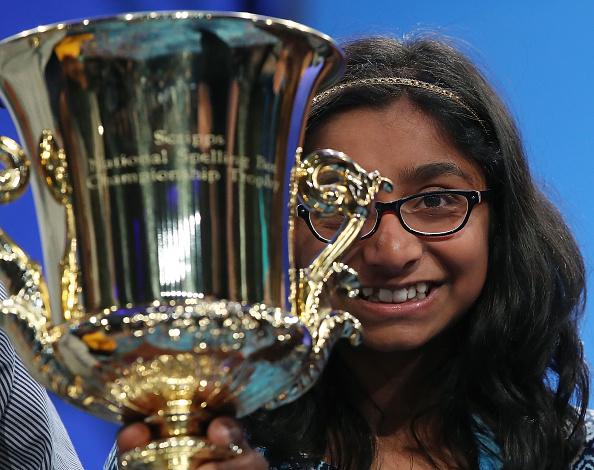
[{"left": 246, "top": 36, "right": 588, "bottom": 470}]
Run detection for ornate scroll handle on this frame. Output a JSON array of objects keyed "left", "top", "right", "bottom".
[
  {"left": 0, "top": 226, "right": 85, "bottom": 400},
  {"left": 39, "top": 129, "right": 71, "bottom": 204},
  {"left": 0, "top": 136, "right": 30, "bottom": 202},
  {"left": 295, "top": 149, "right": 393, "bottom": 329},
  {"left": 0, "top": 136, "right": 54, "bottom": 386},
  {"left": 0, "top": 134, "right": 50, "bottom": 324},
  {"left": 265, "top": 308, "right": 362, "bottom": 410},
  {"left": 0, "top": 135, "right": 47, "bottom": 321},
  {"left": 0, "top": 227, "right": 51, "bottom": 324},
  {"left": 39, "top": 130, "right": 82, "bottom": 322}
]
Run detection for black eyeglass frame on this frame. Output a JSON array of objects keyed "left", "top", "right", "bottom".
[{"left": 297, "top": 189, "right": 490, "bottom": 243}]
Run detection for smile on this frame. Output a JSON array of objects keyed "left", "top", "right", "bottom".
[{"left": 359, "top": 282, "right": 431, "bottom": 304}]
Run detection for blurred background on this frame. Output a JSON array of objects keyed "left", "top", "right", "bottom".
[{"left": 0, "top": 1, "right": 592, "bottom": 468}]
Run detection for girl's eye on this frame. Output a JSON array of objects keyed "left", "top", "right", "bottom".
[
  {"left": 420, "top": 194, "right": 456, "bottom": 208},
  {"left": 319, "top": 217, "right": 343, "bottom": 228},
  {"left": 403, "top": 192, "right": 466, "bottom": 214},
  {"left": 311, "top": 214, "right": 345, "bottom": 233}
]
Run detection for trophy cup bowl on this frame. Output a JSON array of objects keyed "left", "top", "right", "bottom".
[{"left": 0, "top": 12, "right": 391, "bottom": 469}]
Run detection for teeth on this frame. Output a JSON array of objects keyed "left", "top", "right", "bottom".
[
  {"left": 407, "top": 286, "right": 416, "bottom": 299},
  {"left": 359, "top": 282, "right": 432, "bottom": 303},
  {"left": 378, "top": 288, "right": 393, "bottom": 302},
  {"left": 393, "top": 289, "right": 407, "bottom": 303}
]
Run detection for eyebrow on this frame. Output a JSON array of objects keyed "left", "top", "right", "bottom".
[{"left": 398, "top": 161, "right": 475, "bottom": 185}]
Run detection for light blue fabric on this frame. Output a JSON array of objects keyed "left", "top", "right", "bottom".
[
  {"left": 476, "top": 432, "right": 503, "bottom": 470},
  {"left": 473, "top": 416, "right": 503, "bottom": 470}
]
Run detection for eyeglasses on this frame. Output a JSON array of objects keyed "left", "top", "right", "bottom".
[{"left": 297, "top": 189, "right": 490, "bottom": 243}]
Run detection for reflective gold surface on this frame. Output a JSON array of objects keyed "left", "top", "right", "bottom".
[
  {"left": 121, "top": 436, "right": 242, "bottom": 469},
  {"left": 0, "top": 12, "right": 341, "bottom": 317},
  {"left": 294, "top": 149, "right": 393, "bottom": 328},
  {"left": 0, "top": 136, "right": 30, "bottom": 202},
  {"left": 0, "top": 12, "right": 390, "bottom": 469}
]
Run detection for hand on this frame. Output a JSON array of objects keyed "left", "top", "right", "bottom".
[{"left": 117, "top": 417, "right": 269, "bottom": 470}]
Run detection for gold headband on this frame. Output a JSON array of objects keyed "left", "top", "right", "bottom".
[{"left": 312, "top": 77, "right": 483, "bottom": 126}]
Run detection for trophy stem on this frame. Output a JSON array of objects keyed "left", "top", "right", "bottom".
[
  {"left": 120, "top": 408, "right": 242, "bottom": 469},
  {"left": 119, "top": 435, "right": 241, "bottom": 470}
]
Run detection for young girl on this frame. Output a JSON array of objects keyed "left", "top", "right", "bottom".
[{"left": 115, "top": 36, "right": 593, "bottom": 469}]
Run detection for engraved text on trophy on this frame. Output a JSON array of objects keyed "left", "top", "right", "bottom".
[{"left": 86, "top": 130, "right": 279, "bottom": 191}]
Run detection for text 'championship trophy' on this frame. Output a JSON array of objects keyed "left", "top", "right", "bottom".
[{"left": 0, "top": 12, "right": 390, "bottom": 469}]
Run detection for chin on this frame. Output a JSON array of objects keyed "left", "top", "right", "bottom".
[{"left": 359, "top": 330, "right": 432, "bottom": 352}]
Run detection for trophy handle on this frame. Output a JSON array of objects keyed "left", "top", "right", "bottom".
[
  {"left": 270, "top": 149, "right": 391, "bottom": 409},
  {"left": 0, "top": 135, "right": 30, "bottom": 202},
  {"left": 0, "top": 136, "right": 55, "bottom": 386},
  {"left": 293, "top": 148, "right": 393, "bottom": 329},
  {"left": 265, "top": 306, "right": 363, "bottom": 410},
  {"left": 38, "top": 130, "right": 82, "bottom": 322},
  {"left": 39, "top": 130, "right": 72, "bottom": 204}
]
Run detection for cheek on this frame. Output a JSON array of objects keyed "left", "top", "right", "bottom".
[{"left": 443, "top": 213, "right": 490, "bottom": 304}]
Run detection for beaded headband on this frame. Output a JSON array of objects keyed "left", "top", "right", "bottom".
[{"left": 312, "top": 77, "right": 483, "bottom": 127}]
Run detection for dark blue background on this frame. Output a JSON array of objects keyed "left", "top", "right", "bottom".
[{"left": 0, "top": 2, "right": 592, "bottom": 468}]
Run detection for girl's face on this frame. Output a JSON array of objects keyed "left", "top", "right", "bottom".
[{"left": 297, "top": 98, "right": 490, "bottom": 352}]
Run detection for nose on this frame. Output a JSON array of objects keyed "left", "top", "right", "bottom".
[{"left": 358, "top": 212, "right": 423, "bottom": 276}]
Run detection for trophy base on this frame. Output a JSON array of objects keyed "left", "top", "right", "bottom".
[{"left": 120, "top": 436, "right": 243, "bottom": 469}]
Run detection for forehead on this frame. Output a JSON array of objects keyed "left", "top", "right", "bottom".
[{"left": 306, "top": 98, "right": 486, "bottom": 190}]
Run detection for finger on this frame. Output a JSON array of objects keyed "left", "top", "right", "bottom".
[
  {"left": 206, "top": 416, "right": 246, "bottom": 448},
  {"left": 196, "top": 452, "right": 268, "bottom": 470},
  {"left": 117, "top": 422, "right": 152, "bottom": 453}
]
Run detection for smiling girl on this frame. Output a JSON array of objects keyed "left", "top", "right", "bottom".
[{"left": 113, "top": 36, "right": 592, "bottom": 470}]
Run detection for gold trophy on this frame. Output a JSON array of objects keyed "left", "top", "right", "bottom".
[{"left": 0, "top": 12, "right": 390, "bottom": 469}]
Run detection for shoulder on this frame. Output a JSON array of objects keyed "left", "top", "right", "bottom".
[{"left": 572, "top": 409, "right": 594, "bottom": 469}]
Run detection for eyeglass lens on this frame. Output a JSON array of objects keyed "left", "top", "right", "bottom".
[{"left": 308, "top": 192, "right": 470, "bottom": 240}]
